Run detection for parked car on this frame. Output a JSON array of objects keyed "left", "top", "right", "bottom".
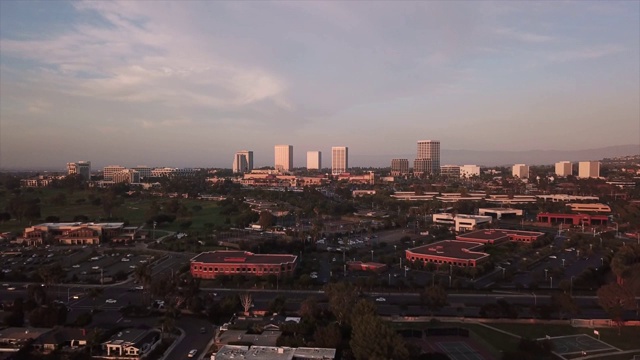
[
  {"left": 188, "top": 349, "right": 197, "bottom": 358},
  {"left": 105, "top": 299, "right": 117, "bottom": 304}
]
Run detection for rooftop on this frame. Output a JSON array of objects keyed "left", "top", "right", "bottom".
[
  {"left": 191, "top": 251, "right": 297, "bottom": 265},
  {"left": 407, "top": 240, "right": 488, "bottom": 260},
  {"left": 0, "top": 327, "right": 52, "bottom": 341}
]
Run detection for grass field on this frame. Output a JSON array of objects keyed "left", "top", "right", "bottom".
[{"left": 0, "top": 188, "right": 230, "bottom": 234}]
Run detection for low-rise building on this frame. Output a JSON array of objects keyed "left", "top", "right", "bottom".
[
  {"left": 102, "top": 328, "right": 160, "bottom": 358},
  {"left": 346, "top": 261, "right": 388, "bottom": 273},
  {"left": 405, "top": 240, "right": 489, "bottom": 268},
  {"left": 477, "top": 208, "right": 523, "bottom": 219},
  {"left": 212, "top": 346, "right": 336, "bottom": 360},
  {"left": 455, "top": 229, "right": 544, "bottom": 244},
  {"left": 190, "top": 251, "right": 297, "bottom": 279},
  {"left": 566, "top": 203, "right": 611, "bottom": 213},
  {"left": 17, "top": 222, "right": 125, "bottom": 246},
  {"left": 431, "top": 214, "right": 492, "bottom": 232},
  {"left": 536, "top": 213, "right": 609, "bottom": 226},
  {"left": 0, "top": 327, "right": 52, "bottom": 353}
]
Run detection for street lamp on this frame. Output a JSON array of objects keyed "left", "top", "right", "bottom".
[
  {"left": 545, "top": 269, "right": 548, "bottom": 281},
  {"left": 570, "top": 276, "right": 575, "bottom": 297},
  {"left": 531, "top": 292, "right": 537, "bottom": 307},
  {"left": 562, "top": 259, "right": 565, "bottom": 267},
  {"left": 371, "top": 250, "right": 374, "bottom": 261},
  {"left": 601, "top": 258, "right": 604, "bottom": 266},
  {"left": 394, "top": 245, "right": 397, "bottom": 252},
  {"left": 550, "top": 276, "right": 553, "bottom": 289}
]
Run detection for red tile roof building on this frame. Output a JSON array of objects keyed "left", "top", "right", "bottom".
[
  {"left": 536, "top": 213, "right": 609, "bottom": 226},
  {"left": 190, "top": 251, "right": 297, "bottom": 279},
  {"left": 405, "top": 240, "right": 490, "bottom": 268},
  {"left": 456, "top": 229, "right": 544, "bottom": 244}
]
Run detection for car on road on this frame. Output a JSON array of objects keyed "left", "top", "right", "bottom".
[
  {"left": 72, "top": 264, "right": 81, "bottom": 268},
  {"left": 375, "top": 297, "right": 386, "bottom": 302},
  {"left": 121, "top": 258, "right": 130, "bottom": 262},
  {"left": 91, "top": 266, "right": 100, "bottom": 270},
  {"left": 105, "top": 299, "right": 117, "bottom": 304},
  {"left": 188, "top": 349, "right": 197, "bottom": 357},
  {"left": 200, "top": 327, "right": 206, "bottom": 334},
  {"left": 549, "top": 256, "right": 557, "bottom": 259},
  {"left": 7, "top": 287, "right": 15, "bottom": 291}
]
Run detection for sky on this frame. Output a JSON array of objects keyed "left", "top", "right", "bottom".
[{"left": 1, "top": 1, "right": 639, "bottom": 170}]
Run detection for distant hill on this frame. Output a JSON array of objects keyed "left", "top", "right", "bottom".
[{"left": 441, "top": 144, "right": 640, "bottom": 167}]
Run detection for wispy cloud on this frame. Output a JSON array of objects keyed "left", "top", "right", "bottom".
[
  {"left": 493, "top": 27, "right": 555, "bottom": 43},
  {"left": 547, "top": 44, "right": 625, "bottom": 63},
  {"left": 140, "top": 118, "right": 192, "bottom": 129}
]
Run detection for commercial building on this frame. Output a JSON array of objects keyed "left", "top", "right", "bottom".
[
  {"left": 555, "top": 161, "right": 573, "bottom": 177},
  {"left": 537, "top": 194, "right": 599, "bottom": 202},
  {"left": 578, "top": 161, "right": 600, "bottom": 179},
  {"left": 440, "top": 165, "right": 461, "bottom": 178},
  {"left": 331, "top": 147, "right": 348, "bottom": 175},
  {"left": 566, "top": 203, "right": 611, "bottom": 213},
  {"left": 213, "top": 345, "right": 336, "bottom": 360},
  {"left": 102, "top": 328, "right": 160, "bottom": 358},
  {"left": 460, "top": 165, "right": 480, "bottom": 178},
  {"left": 405, "top": 240, "right": 489, "bottom": 268},
  {"left": 431, "top": 214, "right": 492, "bottom": 232},
  {"left": 190, "top": 251, "right": 297, "bottom": 279},
  {"left": 413, "top": 158, "right": 433, "bottom": 177},
  {"left": 306, "top": 151, "right": 322, "bottom": 170},
  {"left": 131, "top": 166, "right": 152, "bottom": 179},
  {"left": 455, "top": 229, "right": 544, "bottom": 245},
  {"left": 512, "top": 164, "right": 529, "bottom": 179},
  {"left": 478, "top": 208, "right": 523, "bottom": 219},
  {"left": 233, "top": 151, "right": 254, "bottom": 173},
  {"left": 103, "top": 165, "right": 126, "bottom": 181},
  {"left": 18, "top": 222, "right": 125, "bottom": 246},
  {"left": 275, "top": 145, "right": 293, "bottom": 172},
  {"left": 67, "top": 161, "right": 91, "bottom": 180},
  {"left": 416, "top": 140, "right": 440, "bottom": 175},
  {"left": 391, "top": 158, "right": 409, "bottom": 176},
  {"left": 112, "top": 169, "right": 140, "bottom": 184},
  {"left": 150, "top": 167, "right": 197, "bottom": 177},
  {"left": 536, "top": 213, "right": 609, "bottom": 226}
]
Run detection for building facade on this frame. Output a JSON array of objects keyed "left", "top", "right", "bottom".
[
  {"left": 512, "top": 164, "right": 529, "bottom": 179},
  {"left": 331, "top": 147, "right": 348, "bottom": 175},
  {"left": 18, "top": 222, "right": 125, "bottom": 246},
  {"left": 413, "top": 158, "right": 433, "bottom": 177},
  {"left": 555, "top": 161, "right": 573, "bottom": 177},
  {"left": 103, "top": 165, "right": 126, "bottom": 181},
  {"left": 67, "top": 161, "right": 91, "bottom": 180},
  {"left": 131, "top": 166, "right": 152, "bottom": 179},
  {"left": 112, "top": 169, "right": 140, "bottom": 184},
  {"left": 233, "top": 151, "right": 254, "bottom": 173},
  {"left": 405, "top": 240, "right": 490, "bottom": 268},
  {"left": 460, "top": 165, "right": 480, "bottom": 178},
  {"left": 578, "top": 161, "right": 600, "bottom": 179},
  {"left": 391, "top": 158, "right": 409, "bottom": 176},
  {"left": 190, "top": 251, "right": 298, "bottom": 279},
  {"left": 440, "top": 165, "right": 461, "bottom": 178},
  {"left": 274, "top": 145, "right": 293, "bottom": 172},
  {"left": 416, "top": 140, "right": 440, "bottom": 175},
  {"left": 306, "top": 151, "right": 322, "bottom": 170}
]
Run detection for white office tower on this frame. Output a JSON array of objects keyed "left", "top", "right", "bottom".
[
  {"left": 331, "top": 147, "right": 348, "bottom": 175},
  {"left": 67, "top": 161, "right": 91, "bottom": 180},
  {"left": 578, "top": 161, "right": 600, "bottom": 179},
  {"left": 307, "top": 151, "right": 322, "bottom": 170},
  {"left": 555, "top": 161, "right": 573, "bottom": 177},
  {"left": 233, "top": 151, "right": 254, "bottom": 173},
  {"left": 274, "top": 145, "right": 293, "bottom": 172},
  {"left": 416, "top": 140, "right": 440, "bottom": 175},
  {"left": 460, "top": 165, "right": 480, "bottom": 178},
  {"left": 103, "top": 165, "right": 126, "bottom": 181},
  {"left": 512, "top": 164, "right": 529, "bottom": 179}
]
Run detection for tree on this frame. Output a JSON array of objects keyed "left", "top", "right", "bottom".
[
  {"left": 421, "top": 285, "right": 448, "bottom": 316},
  {"left": 551, "top": 293, "right": 579, "bottom": 320},
  {"left": 299, "top": 296, "right": 320, "bottom": 320},
  {"left": 323, "top": 282, "right": 360, "bottom": 326},
  {"left": 258, "top": 210, "right": 275, "bottom": 229},
  {"left": 268, "top": 295, "right": 286, "bottom": 315},
  {"left": 313, "top": 323, "right": 342, "bottom": 348},
  {"left": 597, "top": 283, "right": 636, "bottom": 334},
  {"left": 239, "top": 293, "right": 253, "bottom": 314},
  {"left": 350, "top": 307, "right": 409, "bottom": 360}
]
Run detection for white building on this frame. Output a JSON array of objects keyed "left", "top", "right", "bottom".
[
  {"left": 67, "top": 161, "right": 91, "bottom": 180},
  {"left": 460, "top": 165, "right": 480, "bottom": 178},
  {"left": 555, "top": 161, "right": 572, "bottom": 177},
  {"left": 578, "top": 161, "right": 600, "bottom": 179},
  {"left": 103, "top": 165, "right": 126, "bottom": 181},
  {"left": 306, "top": 151, "right": 322, "bottom": 170},
  {"left": 233, "top": 151, "right": 254, "bottom": 173},
  {"left": 112, "top": 169, "right": 140, "bottom": 184},
  {"left": 440, "top": 165, "right": 461, "bottom": 178},
  {"left": 417, "top": 140, "right": 440, "bottom": 175},
  {"left": 431, "top": 213, "right": 492, "bottom": 233},
  {"left": 274, "top": 145, "right": 293, "bottom": 172},
  {"left": 512, "top": 164, "right": 529, "bottom": 179},
  {"left": 331, "top": 147, "right": 348, "bottom": 175},
  {"left": 131, "top": 166, "right": 152, "bottom": 179}
]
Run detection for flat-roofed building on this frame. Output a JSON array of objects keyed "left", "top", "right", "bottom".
[
  {"left": 432, "top": 214, "right": 492, "bottom": 232},
  {"left": 417, "top": 140, "right": 440, "bottom": 174},
  {"left": 331, "top": 147, "right": 348, "bottom": 175},
  {"left": 306, "top": 151, "right": 322, "bottom": 170},
  {"left": 555, "top": 161, "right": 573, "bottom": 177},
  {"left": 391, "top": 191, "right": 438, "bottom": 201},
  {"left": 578, "top": 161, "right": 600, "bottom": 179},
  {"left": 537, "top": 194, "right": 599, "bottom": 202},
  {"left": 566, "top": 203, "right": 611, "bottom": 213},
  {"left": 190, "top": 251, "right": 297, "bottom": 279},
  {"left": 460, "top": 165, "right": 480, "bottom": 178},
  {"left": 478, "top": 208, "right": 523, "bottom": 219},
  {"left": 67, "top": 161, "right": 91, "bottom": 180},
  {"left": 536, "top": 213, "right": 609, "bottom": 226},
  {"left": 413, "top": 158, "right": 433, "bottom": 177},
  {"left": 233, "top": 151, "right": 254, "bottom": 173},
  {"left": 391, "top": 158, "right": 409, "bottom": 176},
  {"left": 18, "top": 222, "right": 125, "bottom": 246},
  {"left": 406, "top": 240, "right": 489, "bottom": 268},
  {"left": 112, "top": 169, "right": 140, "bottom": 184},
  {"left": 512, "top": 164, "right": 529, "bottom": 179},
  {"left": 102, "top": 328, "right": 160, "bottom": 357},
  {"left": 456, "top": 229, "right": 544, "bottom": 244},
  {"left": 440, "top": 165, "right": 461, "bottom": 178},
  {"left": 131, "top": 166, "right": 152, "bottom": 179},
  {"left": 275, "top": 145, "right": 293, "bottom": 172},
  {"left": 103, "top": 165, "right": 126, "bottom": 181}
]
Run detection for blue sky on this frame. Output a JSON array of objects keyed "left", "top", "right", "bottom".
[{"left": 1, "top": 1, "right": 638, "bottom": 169}]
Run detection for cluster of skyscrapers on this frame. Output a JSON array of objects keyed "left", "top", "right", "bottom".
[
  {"left": 232, "top": 145, "right": 348, "bottom": 175},
  {"left": 513, "top": 161, "right": 601, "bottom": 179}
]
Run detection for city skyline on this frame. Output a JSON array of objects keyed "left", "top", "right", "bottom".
[{"left": 1, "top": 1, "right": 639, "bottom": 169}]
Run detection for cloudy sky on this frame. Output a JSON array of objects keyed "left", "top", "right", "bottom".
[{"left": 1, "top": 1, "right": 638, "bottom": 169}]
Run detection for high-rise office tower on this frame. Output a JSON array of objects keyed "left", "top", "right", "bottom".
[
  {"left": 416, "top": 140, "right": 440, "bottom": 175},
  {"left": 331, "top": 147, "right": 348, "bottom": 175},
  {"left": 233, "top": 151, "right": 254, "bottom": 173},
  {"left": 307, "top": 151, "right": 322, "bottom": 170},
  {"left": 555, "top": 161, "right": 573, "bottom": 177},
  {"left": 274, "top": 145, "right": 293, "bottom": 172},
  {"left": 67, "top": 161, "right": 91, "bottom": 181},
  {"left": 512, "top": 164, "right": 530, "bottom": 179},
  {"left": 391, "top": 159, "right": 409, "bottom": 176},
  {"left": 578, "top": 161, "right": 600, "bottom": 179}
]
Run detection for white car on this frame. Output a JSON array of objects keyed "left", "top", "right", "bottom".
[
  {"left": 375, "top": 297, "right": 386, "bottom": 302},
  {"left": 310, "top": 274, "right": 318, "bottom": 279},
  {"left": 91, "top": 266, "right": 100, "bottom": 270},
  {"left": 72, "top": 264, "right": 81, "bottom": 268},
  {"left": 549, "top": 256, "right": 557, "bottom": 259},
  {"left": 121, "top": 258, "right": 130, "bottom": 262},
  {"left": 188, "top": 349, "right": 198, "bottom": 358},
  {"left": 105, "top": 299, "right": 117, "bottom": 304}
]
